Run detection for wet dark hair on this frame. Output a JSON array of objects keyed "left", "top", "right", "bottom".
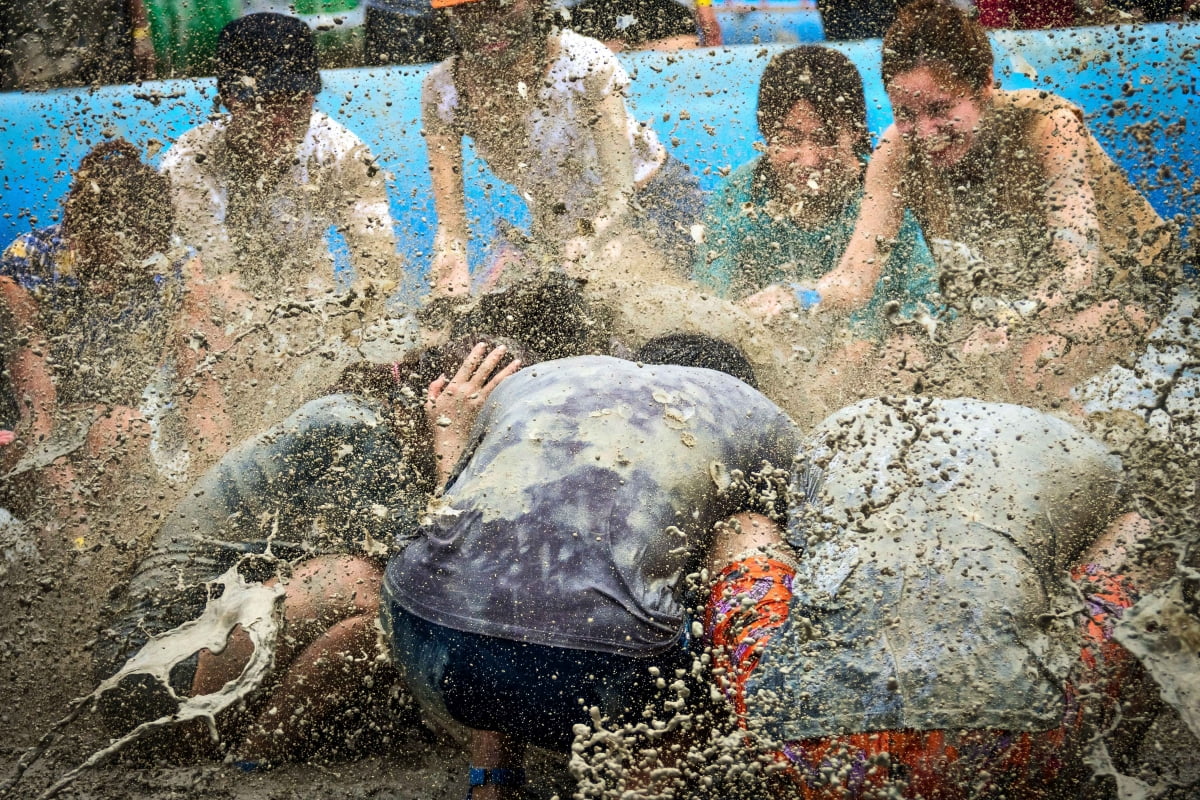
[
  {"left": 757, "top": 46, "right": 870, "bottom": 160},
  {"left": 634, "top": 334, "right": 758, "bottom": 389},
  {"left": 216, "top": 13, "right": 322, "bottom": 102},
  {"left": 62, "top": 139, "right": 174, "bottom": 261},
  {"left": 448, "top": 272, "right": 609, "bottom": 363},
  {"left": 882, "top": 0, "right": 994, "bottom": 92}
]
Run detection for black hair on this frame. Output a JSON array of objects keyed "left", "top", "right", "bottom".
[
  {"left": 634, "top": 334, "right": 758, "bottom": 389},
  {"left": 448, "top": 272, "right": 609, "bottom": 364},
  {"left": 757, "top": 45, "right": 871, "bottom": 160},
  {"left": 216, "top": 13, "right": 322, "bottom": 102},
  {"left": 63, "top": 139, "right": 174, "bottom": 262}
]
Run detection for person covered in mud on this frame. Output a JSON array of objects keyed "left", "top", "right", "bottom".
[
  {"left": 704, "top": 397, "right": 1160, "bottom": 798},
  {"left": 160, "top": 13, "right": 404, "bottom": 471},
  {"left": 161, "top": 13, "right": 399, "bottom": 301},
  {"left": 812, "top": 0, "right": 1177, "bottom": 402},
  {"left": 380, "top": 333, "right": 798, "bottom": 798},
  {"left": 0, "top": 139, "right": 185, "bottom": 532},
  {"left": 692, "top": 45, "right": 938, "bottom": 339},
  {"left": 93, "top": 339, "right": 520, "bottom": 765},
  {"left": 423, "top": 0, "right": 705, "bottom": 299}
]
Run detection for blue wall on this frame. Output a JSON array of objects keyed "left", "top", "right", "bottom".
[{"left": 0, "top": 22, "right": 1195, "bottom": 286}]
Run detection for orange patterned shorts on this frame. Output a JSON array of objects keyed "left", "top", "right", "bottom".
[{"left": 705, "top": 558, "right": 1138, "bottom": 799}]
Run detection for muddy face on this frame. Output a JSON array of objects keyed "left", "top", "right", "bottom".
[
  {"left": 887, "top": 65, "right": 990, "bottom": 168},
  {"left": 224, "top": 92, "right": 315, "bottom": 174},
  {"left": 447, "top": 0, "right": 541, "bottom": 66},
  {"left": 765, "top": 99, "right": 861, "bottom": 208}
]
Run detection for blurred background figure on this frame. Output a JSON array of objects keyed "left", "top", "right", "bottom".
[
  {"left": 977, "top": 0, "right": 1076, "bottom": 29},
  {"left": 160, "top": 13, "right": 402, "bottom": 470},
  {"left": 554, "top": 0, "right": 722, "bottom": 50},
  {"left": 816, "top": 0, "right": 900, "bottom": 40},
  {"left": 139, "top": 0, "right": 239, "bottom": 78},
  {"left": 161, "top": 12, "right": 398, "bottom": 296},
  {"left": 816, "top": 0, "right": 1178, "bottom": 406},
  {"left": 363, "top": 0, "right": 456, "bottom": 64},
  {"left": 0, "top": 0, "right": 155, "bottom": 89},
  {"left": 693, "top": 45, "right": 937, "bottom": 337},
  {"left": 0, "top": 139, "right": 185, "bottom": 544},
  {"left": 425, "top": 0, "right": 704, "bottom": 299}
]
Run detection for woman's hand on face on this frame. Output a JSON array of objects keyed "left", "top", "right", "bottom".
[
  {"left": 739, "top": 285, "right": 797, "bottom": 319},
  {"left": 426, "top": 342, "right": 522, "bottom": 485}
]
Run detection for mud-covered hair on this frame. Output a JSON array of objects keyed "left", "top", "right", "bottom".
[
  {"left": 757, "top": 45, "right": 871, "bottom": 160},
  {"left": 882, "top": 0, "right": 994, "bottom": 92},
  {"left": 62, "top": 139, "right": 174, "bottom": 258},
  {"left": 634, "top": 333, "right": 758, "bottom": 389},
  {"left": 448, "top": 272, "right": 609, "bottom": 363}
]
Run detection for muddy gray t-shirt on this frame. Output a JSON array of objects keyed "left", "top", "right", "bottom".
[
  {"left": 749, "top": 397, "right": 1124, "bottom": 740},
  {"left": 122, "top": 393, "right": 423, "bottom": 626},
  {"left": 385, "top": 355, "right": 799, "bottom": 656}
]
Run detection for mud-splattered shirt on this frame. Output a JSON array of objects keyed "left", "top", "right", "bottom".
[
  {"left": 748, "top": 397, "right": 1124, "bottom": 739},
  {"left": 124, "top": 393, "right": 424, "bottom": 621},
  {"left": 385, "top": 356, "right": 799, "bottom": 656},
  {"left": 0, "top": 225, "right": 184, "bottom": 406},
  {"left": 160, "top": 110, "right": 398, "bottom": 296}
]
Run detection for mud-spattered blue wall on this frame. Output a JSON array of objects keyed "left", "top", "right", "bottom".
[{"left": 1, "top": 22, "right": 1195, "bottom": 288}]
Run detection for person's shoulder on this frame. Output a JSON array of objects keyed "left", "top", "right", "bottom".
[
  {"left": 160, "top": 119, "right": 223, "bottom": 173},
  {"left": 282, "top": 392, "right": 388, "bottom": 437},
  {"left": 557, "top": 28, "right": 615, "bottom": 60},
  {"left": 717, "top": 157, "right": 763, "bottom": 199},
  {"left": 306, "top": 110, "right": 375, "bottom": 157},
  {"left": 996, "top": 87, "right": 1076, "bottom": 115},
  {"left": 422, "top": 57, "right": 456, "bottom": 98},
  {"left": 1, "top": 225, "right": 66, "bottom": 280},
  {"left": 553, "top": 29, "right": 621, "bottom": 79}
]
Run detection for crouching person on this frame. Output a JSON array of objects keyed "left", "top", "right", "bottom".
[
  {"left": 381, "top": 335, "right": 799, "bottom": 799},
  {"left": 705, "top": 397, "right": 1157, "bottom": 799},
  {"left": 93, "top": 342, "right": 518, "bottom": 765}
]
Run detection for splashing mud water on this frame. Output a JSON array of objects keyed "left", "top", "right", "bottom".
[{"left": 2, "top": 566, "right": 284, "bottom": 800}]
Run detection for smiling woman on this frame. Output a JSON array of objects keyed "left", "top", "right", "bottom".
[
  {"left": 814, "top": 0, "right": 1179, "bottom": 406},
  {"left": 692, "top": 46, "right": 938, "bottom": 339}
]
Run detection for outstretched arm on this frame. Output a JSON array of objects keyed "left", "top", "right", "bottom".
[
  {"left": 339, "top": 143, "right": 401, "bottom": 309},
  {"left": 425, "top": 342, "right": 521, "bottom": 487},
  {"left": 0, "top": 276, "right": 55, "bottom": 459},
  {"left": 563, "top": 90, "right": 636, "bottom": 264},
  {"left": 816, "top": 128, "right": 907, "bottom": 311},
  {"left": 428, "top": 129, "right": 472, "bottom": 299},
  {"left": 1034, "top": 106, "right": 1100, "bottom": 312}
]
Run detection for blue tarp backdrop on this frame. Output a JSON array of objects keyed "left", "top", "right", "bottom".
[{"left": 0, "top": 22, "right": 1195, "bottom": 287}]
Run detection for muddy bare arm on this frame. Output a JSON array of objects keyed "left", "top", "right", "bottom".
[
  {"left": 427, "top": 128, "right": 472, "bottom": 299},
  {"left": 816, "top": 127, "right": 906, "bottom": 311},
  {"left": 0, "top": 276, "right": 55, "bottom": 458}
]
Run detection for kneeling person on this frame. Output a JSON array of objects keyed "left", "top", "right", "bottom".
[
  {"left": 706, "top": 397, "right": 1152, "bottom": 798},
  {"left": 382, "top": 335, "right": 798, "bottom": 797},
  {"left": 94, "top": 344, "right": 517, "bottom": 763}
]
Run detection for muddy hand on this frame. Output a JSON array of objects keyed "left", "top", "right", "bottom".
[{"left": 427, "top": 342, "right": 521, "bottom": 485}]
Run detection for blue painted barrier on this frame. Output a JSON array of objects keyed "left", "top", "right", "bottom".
[{"left": 0, "top": 22, "right": 1195, "bottom": 287}]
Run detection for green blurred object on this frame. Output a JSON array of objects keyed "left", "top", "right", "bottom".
[
  {"left": 146, "top": 0, "right": 240, "bottom": 77},
  {"left": 292, "top": 0, "right": 358, "bottom": 12}
]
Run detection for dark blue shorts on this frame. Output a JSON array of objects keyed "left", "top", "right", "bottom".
[{"left": 382, "top": 587, "right": 695, "bottom": 752}]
